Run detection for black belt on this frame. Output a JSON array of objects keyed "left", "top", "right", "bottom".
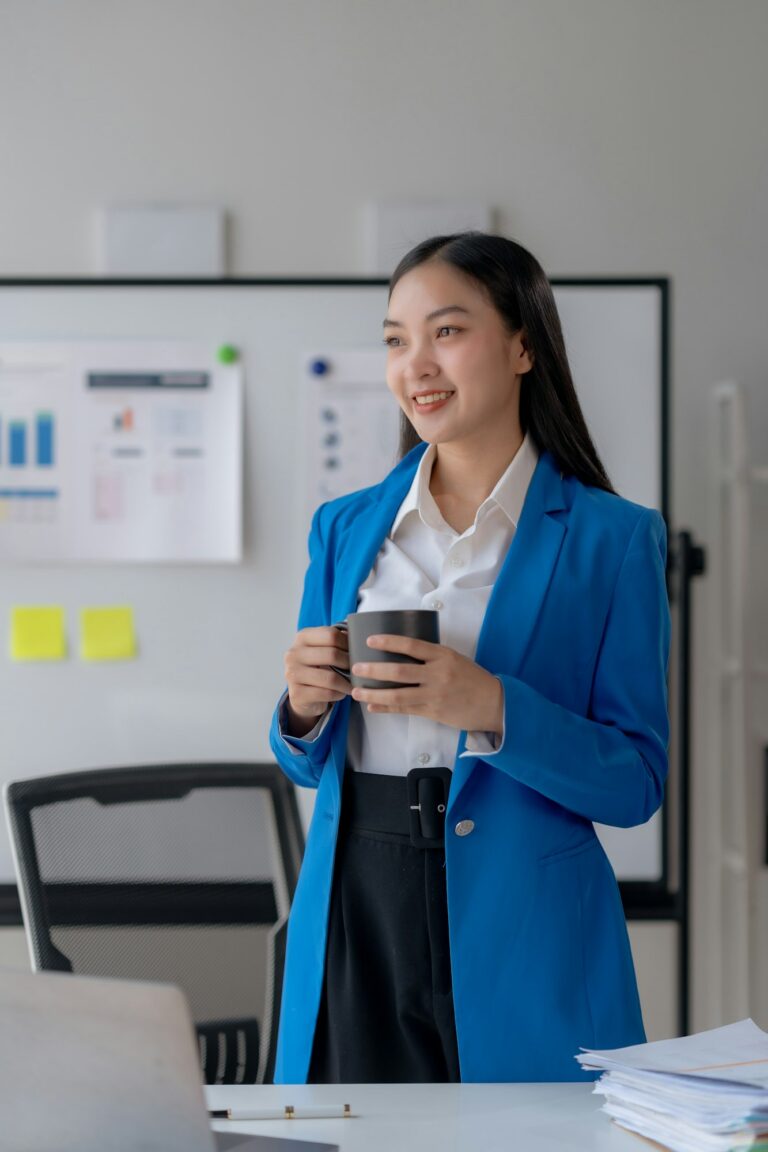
[{"left": 342, "top": 767, "right": 451, "bottom": 849}]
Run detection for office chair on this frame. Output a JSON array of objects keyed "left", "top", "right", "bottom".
[{"left": 4, "top": 763, "right": 303, "bottom": 1085}]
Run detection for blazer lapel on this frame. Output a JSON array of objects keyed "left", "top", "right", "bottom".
[
  {"left": 448, "top": 451, "right": 569, "bottom": 813},
  {"left": 330, "top": 444, "right": 428, "bottom": 622},
  {"left": 327, "top": 445, "right": 427, "bottom": 793}
]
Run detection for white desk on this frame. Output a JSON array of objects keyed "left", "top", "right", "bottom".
[{"left": 207, "top": 1083, "right": 641, "bottom": 1151}]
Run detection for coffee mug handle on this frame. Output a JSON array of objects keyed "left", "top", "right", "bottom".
[{"left": 329, "top": 620, "right": 350, "bottom": 681}]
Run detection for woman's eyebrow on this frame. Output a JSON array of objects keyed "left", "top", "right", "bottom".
[{"left": 382, "top": 305, "right": 471, "bottom": 330}]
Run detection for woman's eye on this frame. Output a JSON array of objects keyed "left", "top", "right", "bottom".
[{"left": 382, "top": 327, "right": 459, "bottom": 347}]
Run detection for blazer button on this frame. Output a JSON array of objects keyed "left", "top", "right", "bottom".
[{"left": 454, "top": 819, "right": 475, "bottom": 837}]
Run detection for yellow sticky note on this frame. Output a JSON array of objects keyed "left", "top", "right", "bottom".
[
  {"left": 80, "top": 606, "right": 136, "bottom": 662},
  {"left": 10, "top": 606, "right": 67, "bottom": 661}
]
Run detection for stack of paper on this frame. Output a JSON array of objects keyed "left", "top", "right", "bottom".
[{"left": 576, "top": 1019, "right": 768, "bottom": 1152}]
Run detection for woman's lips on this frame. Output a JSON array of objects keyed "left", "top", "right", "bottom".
[{"left": 412, "top": 392, "right": 454, "bottom": 414}]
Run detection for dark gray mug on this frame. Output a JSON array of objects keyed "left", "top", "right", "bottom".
[{"left": 332, "top": 609, "right": 440, "bottom": 689}]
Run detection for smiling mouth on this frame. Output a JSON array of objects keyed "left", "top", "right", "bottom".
[{"left": 412, "top": 391, "right": 454, "bottom": 407}]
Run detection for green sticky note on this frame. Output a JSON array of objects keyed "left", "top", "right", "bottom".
[
  {"left": 10, "top": 606, "right": 66, "bottom": 661},
  {"left": 80, "top": 606, "right": 136, "bottom": 662},
  {"left": 217, "top": 344, "right": 238, "bottom": 364}
]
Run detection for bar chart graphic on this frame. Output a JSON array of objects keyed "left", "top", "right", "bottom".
[
  {"left": 0, "top": 402, "right": 61, "bottom": 529},
  {"left": 8, "top": 420, "right": 26, "bottom": 466},
  {"left": 1, "top": 411, "right": 56, "bottom": 468},
  {"left": 36, "top": 412, "right": 55, "bottom": 466}
]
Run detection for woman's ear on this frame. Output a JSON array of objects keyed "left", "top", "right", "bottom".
[{"left": 514, "top": 329, "right": 535, "bottom": 374}]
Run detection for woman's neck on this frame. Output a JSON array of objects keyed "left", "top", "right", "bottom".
[{"left": 429, "top": 429, "right": 526, "bottom": 506}]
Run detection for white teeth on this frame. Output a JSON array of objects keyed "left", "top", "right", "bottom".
[{"left": 414, "top": 392, "right": 453, "bottom": 405}]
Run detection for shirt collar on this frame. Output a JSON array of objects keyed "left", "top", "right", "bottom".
[{"left": 390, "top": 431, "right": 540, "bottom": 538}]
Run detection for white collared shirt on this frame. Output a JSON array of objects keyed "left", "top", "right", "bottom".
[{"left": 280, "top": 431, "right": 540, "bottom": 776}]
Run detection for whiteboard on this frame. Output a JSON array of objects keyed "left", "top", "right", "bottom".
[{"left": 0, "top": 279, "right": 668, "bottom": 889}]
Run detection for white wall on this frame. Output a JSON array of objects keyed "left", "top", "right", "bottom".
[{"left": 1, "top": 0, "right": 767, "bottom": 1036}]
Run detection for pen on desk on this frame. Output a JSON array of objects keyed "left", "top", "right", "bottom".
[{"left": 209, "top": 1104, "right": 352, "bottom": 1121}]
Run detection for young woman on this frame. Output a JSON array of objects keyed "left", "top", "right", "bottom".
[{"left": 269, "top": 232, "right": 670, "bottom": 1084}]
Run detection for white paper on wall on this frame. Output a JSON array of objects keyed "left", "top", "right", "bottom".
[
  {"left": 303, "top": 347, "right": 400, "bottom": 521},
  {"left": 0, "top": 342, "right": 242, "bottom": 562}
]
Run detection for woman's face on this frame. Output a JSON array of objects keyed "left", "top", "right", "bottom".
[{"left": 384, "top": 260, "right": 533, "bottom": 448}]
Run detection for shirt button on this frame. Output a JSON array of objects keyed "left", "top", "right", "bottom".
[
  {"left": 431, "top": 600, "right": 444, "bottom": 611},
  {"left": 455, "top": 819, "right": 475, "bottom": 837},
  {"left": 418, "top": 753, "right": 431, "bottom": 765},
  {"left": 449, "top": 555, "right": 466, "bottom": 568}
]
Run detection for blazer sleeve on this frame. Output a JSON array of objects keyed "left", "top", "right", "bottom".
[
  {"left": 485, "top": 508, "right": 670, "bottom": 828},
  {"left": 268, "top": 501, "right": 342, "bottom": 790}
]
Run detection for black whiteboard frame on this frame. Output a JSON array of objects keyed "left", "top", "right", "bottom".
[{"left": 0, "top": 274, "right": 674, "bottom": 928}]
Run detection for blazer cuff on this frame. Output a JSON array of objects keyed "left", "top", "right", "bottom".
[
  {"left": 459, "top": 685, "right": 507, "bottom": 757},
  {"left": 278, "top": 688, "right": 334, "bottom": 755}
]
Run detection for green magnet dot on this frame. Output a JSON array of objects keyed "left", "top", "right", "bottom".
[{"left": 217, "top": 344, "right": 239, "bottom": 364}]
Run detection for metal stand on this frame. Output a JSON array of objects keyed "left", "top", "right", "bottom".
[{"left": 620, "top": 529, "right": 704, "bottom": 1038}]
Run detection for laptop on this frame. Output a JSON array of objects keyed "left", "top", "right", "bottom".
[{"left": 0, "top": 966, "right": 337, "bottom": 1152}]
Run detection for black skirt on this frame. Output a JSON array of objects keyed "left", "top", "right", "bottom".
[{"left": 308, "top": 768, "right": 460, "bottom": 1083}]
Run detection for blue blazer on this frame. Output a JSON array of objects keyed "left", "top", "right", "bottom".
[{"left": 269, "top": 443, "right": 670, "bottom": 1083}]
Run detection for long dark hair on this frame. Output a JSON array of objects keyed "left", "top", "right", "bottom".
[{"left": 389, "top": 231, "right": 615, "bottom": 494}]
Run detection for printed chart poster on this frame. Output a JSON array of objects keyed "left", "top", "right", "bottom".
[
  {"left": 304, "top": 347, "right": 399, "bottom": 522},
  {"left": 0, "top": 343, "right": 242, "bottom": 562}
]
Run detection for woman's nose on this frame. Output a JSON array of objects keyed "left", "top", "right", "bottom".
[{"left": 404, "top": 344, "right": 439, "bottom": 380}]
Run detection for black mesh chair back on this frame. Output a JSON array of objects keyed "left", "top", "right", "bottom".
[{"left": 4, "top": 763, "right": 303, "bottom": 1085}]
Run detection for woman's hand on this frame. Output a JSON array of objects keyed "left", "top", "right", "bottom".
[
  {"left": 284, "top": 626, "right": 352, "bottom": 731},
  {"left": 351, "top": 634, "right": 504, "bottom": 735}
]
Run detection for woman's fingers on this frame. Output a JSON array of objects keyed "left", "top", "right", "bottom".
[
  {"left": 290, "top": 644, "right": 349, "bottom": 669},
  {"left": 312, "top": 667, "right": 351, "bottom": 691},
  {"left": 299, "top": 625, "right": 348, "bottom": 650},
  {"left": 289, "top": 627, "right": 349, "bottom": 668},
  {"left": 284, "top": 626, "right": 352, "bottom": 718},
  {"left": 350, "top": 661, "right": 423, "bottom": 683},
  {"left": 290, "top": 664, "right": 348, "bottom": 690},
  {"left": 288, "top": 671, "right": 350, "bottom": 718},
  {"left": 363, "top": 633, "right": 436, "bottom": 659}
]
